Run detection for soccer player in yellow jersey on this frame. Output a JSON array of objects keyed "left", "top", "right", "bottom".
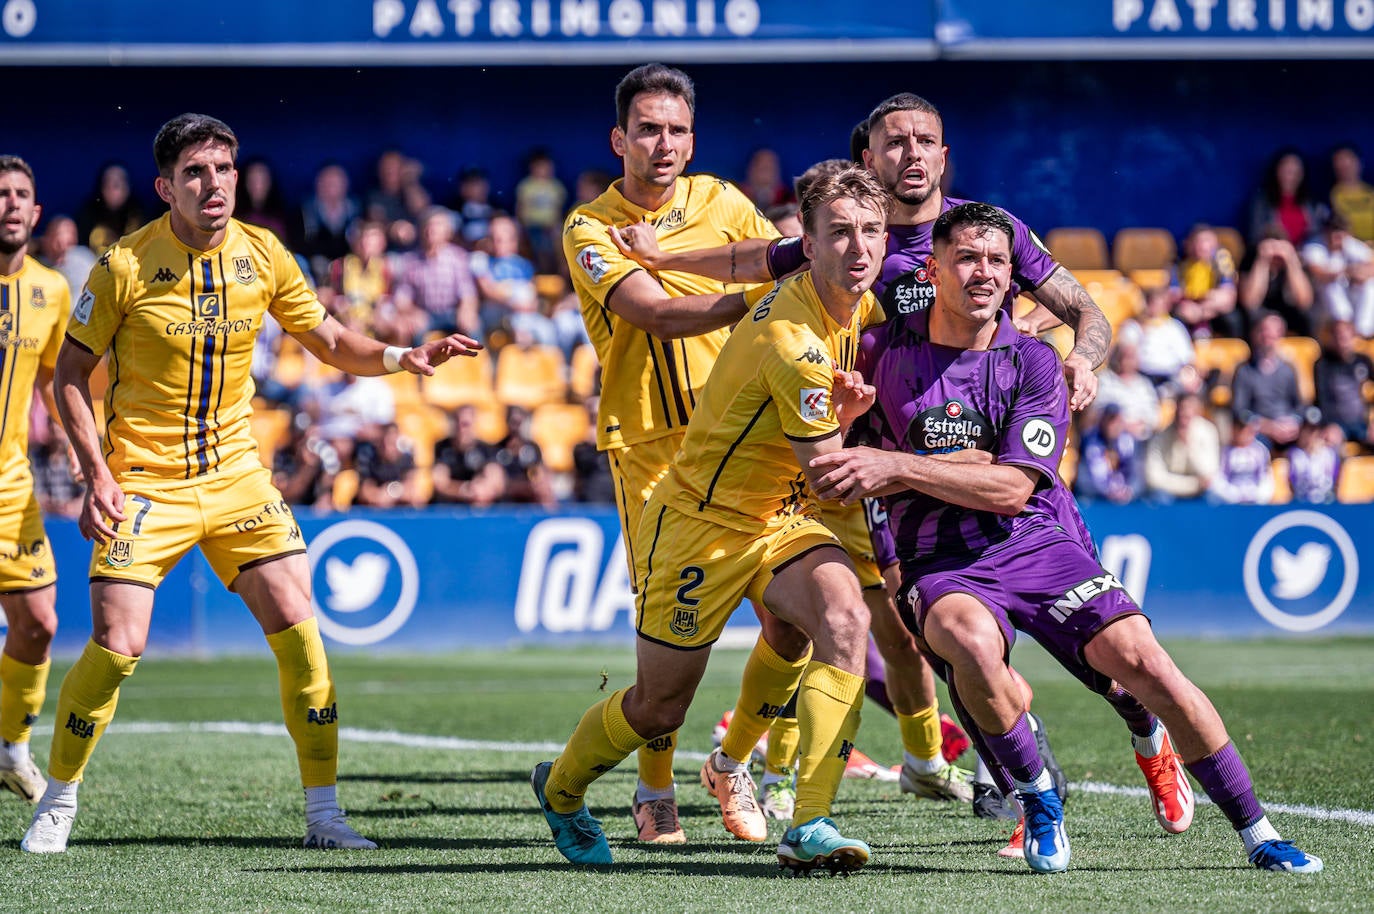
[
  {"left": 0, "top": 157, "right": 70, "bottom": 805},
  {"left": 564, "top": 63, "right": 809, "bottom": 845},
  {"left": 21, "top": 114, "right": 480, "bottom": 854},
  {"left": 534, "top": 164, "right": 889, "bottom": 873}
]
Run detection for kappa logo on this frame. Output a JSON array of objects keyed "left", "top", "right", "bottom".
[
  {"left": 656, "top": 208, "right": 686, "bottom": 230},
  {"left": 564, "top": 216, "right": 589, "bottom": 234},
  {"left": 670, "top": 605, "right": 699, "bottom": 638},
  {"left": 800, "top": 387, "right": 829, "bottom": 423},
  {"left": 196, "top": 293, "right": 221, "bottom": 319},
  {"left": 576, "top": 246, "right": 610, "bottom": 283},
  {"left": 1021, "top": 418, "right": 1057, "bottom": 458},
  {"left": 795, "top": 346, "right": 828, "bottom": 365},
  {"left": 105, "top": 538, "right": 133, "bottom": 568},
  {"left": 233, "top": 256, "right": 256, "bottom": 285},
  {"left": 1049, "top": 572, "right": 1124, "bottom": 623},
  {"left": 151, "top": 266, "right": 178, "bottom": 284},
  {"left": 30, "top": 286, "right": 46, "bottom": 309}
]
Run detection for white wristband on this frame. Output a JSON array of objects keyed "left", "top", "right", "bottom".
[{"left": 382, "top": 346, "right": 410, "bottom": 373}]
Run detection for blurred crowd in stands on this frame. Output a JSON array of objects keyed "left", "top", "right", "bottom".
[{"left": 26, "top": 143, "right": 1374, "bottom": 516}]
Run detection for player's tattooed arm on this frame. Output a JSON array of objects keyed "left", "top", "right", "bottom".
[{"left": 1026, "top": 266, "right": 1111, "bottom": 412}]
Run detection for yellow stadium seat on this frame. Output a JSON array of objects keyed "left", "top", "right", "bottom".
[
  {"left": 423, "top": 347, "right": 493, "bottom": 411},
  {"left": 332, "top": 468, "right": 359, "bottom": 511},
  {"left": 1045, "top": 228, "right": 1109, "bottom": 270},
  {"left": 1085, "top": 281, "right": 1142, "bottom": 332},
  {"left": 271, "top": 336, "right": 307, "bottom": 389},
  {"left": 1113, "top": 228, "right": 1177, "bottom": 272},
  {"left": 495, "top": 344, "right": 567, "bottom": 409},
  {"left": 1193, "top": 337, "right": 1251, "bottom": 407},
  {"left": 396, "top": 404, "right": 449, "bottom": 469},
  {"left": 569, "top": 343, "right": 601, "bottom": 401},
  {"left": 1058, "top": 444, "right": 1078, "bottom": 489},
  {"left": 381, "top": 369, "right": 423, "bottom": 412},
  {"left": 1275, "top": 335, "right": 1321, "bottom": 404},
  {"left": 1270, "top": 457, "right": 1292, "bottom": 504},
  {"left": 472, "top": 400, "right": 508, "bottom": 444},
  {"left": 534, "top": 273, "right": 568, "bottom": 304},
  {"left": 531, "top": 403, "right": 591, "bottom": 474},
  {"left": 1337, "top": 455, "right": 1374, "bottom": 503},
  {"left": 1214, "top": 227, "right": 1246, "bottom": 266},
  {"left": 250, "top": 408, "right": 292, "bottom": 468},
  {"left": 1128, "top": 268, "right": 1171, "bottom": 292},
  {"left": 1070, "top": 269, "right": 1124, "bottom": 286}
]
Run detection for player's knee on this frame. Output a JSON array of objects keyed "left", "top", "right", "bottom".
[{"left": 823, "top": 599, "right": 870, "bottom": 652}]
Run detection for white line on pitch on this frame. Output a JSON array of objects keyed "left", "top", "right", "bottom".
[{"left": 109, "top": 721, "right": 1374, "bottom": 828}]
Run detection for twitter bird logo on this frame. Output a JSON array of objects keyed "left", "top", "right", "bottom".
[
  {"left": 324, "top": 553, "right": 391, "bottom": 612},
  {"left": 1270, "top": 543, "right": 1331, "bottom": 600}
]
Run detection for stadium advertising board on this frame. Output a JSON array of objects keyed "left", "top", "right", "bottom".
[{"left": 17, "top": 503, "right": 1373, "bottom": 656}]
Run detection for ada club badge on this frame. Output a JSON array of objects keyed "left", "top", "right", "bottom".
[
  {"left": 233, "top": 256, "right": 256, "bottom": 285},
  {"left": 670, "top": 606, "right": 698, "bottom": 638},
  {"left": 105, "top": 539, "right": 133, "bottom": 568}
]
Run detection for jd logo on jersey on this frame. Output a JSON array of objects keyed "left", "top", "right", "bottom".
[
  {"left": 196, "top": 293, "right": 221, "bottom": 319},
  {"left": 233, "top": 257, "right": 256, "bottom": 285}
]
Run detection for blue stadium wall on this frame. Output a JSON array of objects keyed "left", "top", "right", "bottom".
[
  {"left": 7, "top": 59, "right": 1373, "bottom": 242},
  {"left": 20, "top": 502, "right": 1373, "bottom": 657}
]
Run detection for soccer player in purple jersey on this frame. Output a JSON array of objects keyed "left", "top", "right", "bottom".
[{"left": 812, "top": 202, "right": 1323, "bottom": 876}]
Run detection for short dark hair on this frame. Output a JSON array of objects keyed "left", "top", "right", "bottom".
[
  {"left": 797, "top": 162, "right": 892, "bottom": 234},
  {"left": 932, "top": 201, "right": 1013, "bottom": 251},
  {"left": 848, "top": 119, "right": 870, "bottom": 164},
  {"left": 866, "top": 93, "right": 943, "bottom": 141},
  {"left": 154, "top": 113, "right": 238, "bottom": 177},
  {"left": 0, "top": 155, "right": 35, "bottom": 189},
  {"left": 615, "top": 64, "right": 695, "bottom": 130}
]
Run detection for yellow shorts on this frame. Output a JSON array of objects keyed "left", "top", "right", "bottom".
[
  {"left": 634, "top": 498, "right": 840, "bottom": 650},
  {"left": 0, "top": 490, "right": 56, "bottom": 593},
  {"left": 817, "top": 498, "right": 882, "bottom": 589},
  {"left": 608, "top": 434, "right": 681, "bottom": 592},
  {"left": 89, "top": 465, "right": 305, "bottom": 590}
]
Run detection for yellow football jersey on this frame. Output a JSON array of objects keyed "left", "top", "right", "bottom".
[
  {"left": 656, "top": 272, "right": 879, "bottom": 533},
  {"left": 0, "top": 256, "right": 70, "bottom": 493},
  {"left": 564, "top": 174, "right": 779, "bottom": 451},
  {"left": 67, "top": 215, "right": 325, "bottom": 483}
]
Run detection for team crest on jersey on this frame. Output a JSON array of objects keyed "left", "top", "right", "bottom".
[
  {"left": 196, "top": 293, "right": 221, "bottom": 319},
  {"left": 656, "top": 208, "right": 685, "bottom": 230},
  {"left": 670, "top": 606, "right": 699, "bottom": 638},
  {"left": 73, "top": 288, "right": 95, "bottom": 324},
  {"left": 29, "top": 286, "right": 46, "bottom": 309},
  {"left": 233, "top": 256, "right": 256, "bottom": 285},
  {"left": 576, "top": 246, "right": 610, "bottom": 283},
  {"left": 105, "top": 538, "right": 133, "bottom": 568},
  {"left": 0, "top": 311, "right": 11, "bottom": 341},
  {"left": 800, "top": 387, "right": 829, "bottom": 423}
]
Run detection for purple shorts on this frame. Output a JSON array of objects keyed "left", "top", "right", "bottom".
[
  {"left": 871, "top": 505, "right": 898, "bottom": 570},
  {"left": 896, "top": 521, "right": 1139, "bottom": 692}
]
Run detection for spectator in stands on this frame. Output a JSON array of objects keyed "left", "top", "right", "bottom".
[
  {"left": 1232, "top": 311, "right": 1304, "bottom": 450},
  {"left": 1314, "top": 318, "right": 1374, "bottom": 448},
  {"left": 273, "top": 418, "right": 339, "bottom": 510},
  {"left": 550, "top": 288, "right": 592, "bottom": 363},
  {"left": 1173, "top": 223, "right": 1240, "bottom": 338},
  {"left": 1075, "top": 405, "right": 1144, "bottom": 504},
  {"left": 1210, "top": 419, "right": 1274, "bottom": 505},
  {"left": 454, "top": 167, "right": 495, "bottom": 248},
  {"left": 571, "top": 396, "right": 615, "bottom": 504},
  {"left": 765, "top": 202, "right": 803, "bottom": 238},
  {"left": 29, "top": 418, "right": 82, "bottom": 519},
  {"left": 77, "top": 162, "right": 142, "bottom": 253},
  {"left": 1288, "top": 414, "right": 1342, "bottom": 503},
  {"left": 1249, "top": 148, "right": 1325, "bottom": 248},
  {"left": 354, "top": 422, "right": 424, "bottom": 509},
  {"left": 495, "top": 405, "right": 556, "bottom": 508},
  {"left": 516, "top": 148, "right": 568, "bottom": 274},
  {"left": 299, "top": 162, "right": 360, "bottom": 283},
  {"left": 741, "top": 147, "right": 793, "bottom": 209},
  {"left": 395, "top": 207, "right": 480, "bottom": 342},
  {"left": 1330, "top": 143, "right": 1374, "bottom": 244},
  {"left": 1302, "top": 213, "right": 1374, "bottom": 336},
  {"left": 327, "top": 219, "right": 394, "bottom": 335},
  {"left": 472, "top": 214, "right": 553, "bottom": 346},
  {"left": 235, "top": 157, "right": 293, "bottom": 242},
  {"left": 1144, "top": 392, "right": 1220, "bottom": 501},
  {"left": 38, "top": 215, "right": 97, "bottom": 298},
  {"left": 431, "top": 404, "right": 505, "bottom": 507},
  {"left": 306, "top": 373, "right": 396, "bottom": 473},
  {"left": 1093, "top": 340, "right": 1162, "bottom": 440},
  {"left": 1118, "top": 283, "right": 1196, "bottom": 392},
  {"left": 366, "top": 149, "right": 410, "bottom": 225},
  {"left": 1239, "top": 229, "right": 1315, "bottom": 337}
]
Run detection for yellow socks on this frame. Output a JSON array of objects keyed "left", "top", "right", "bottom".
[
  {"left": 793, "top": 661, "right": 864, "bottom": 827},
  {"left": 765, "top": 712, "right": 801, "bottom": 776},
  {"left": 48, "top": 640, "right": 139, "bottom": 782},
  {"left": 720, "top": 637, "right": 811, "bottom": 765},
  {"left": 0, "top": 653, "right": 49, "bottom": 745},
  {"left": 266, "top": 618, "right": 337, "bottom": 789},
  {"left": 635, "top": 729, "right": 677, "bottom": 792},
  {"left": 547, "top": 688, "right": 646, "bottom": 813},
  {"left": 897, "top": 704, "right": 943, "bottom": 764}
]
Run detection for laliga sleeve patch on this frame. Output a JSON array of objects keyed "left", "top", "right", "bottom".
[
  {"left": 800, "top": 387, "right": 829, "bottom": 423},
  {"left": 73, "top": 288, "right": 95, "bottom": 325},
  {"left": 1021, "top": 418, "right": 1057, "bottom": 457},
  {"left": 576, "top": 246, "right": 611, "bottom": 283}
]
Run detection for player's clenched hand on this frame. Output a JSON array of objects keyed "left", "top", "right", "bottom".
[
  {"left": 1062, "top": 353, "right": 1098, "bottom": 412},
  {"left": 810, "top": 446, "right": 902, "bottom": 505},
  {"left": 80, "top": 472, "right": 126, "bottom": 545},
  {"left": 402, "top": 333, "right": 483, "bottom": 376},
  {"left": 609, "top": 222, "right": 662, "bottom": 269},
  {"left": 832, "top": 368, "right": 875, "bottom": 431}
]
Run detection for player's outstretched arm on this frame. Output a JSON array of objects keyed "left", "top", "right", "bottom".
[
  {"left": 54, "top": 339, "right": 125, "bottom": 543},
  {"left": 810, "top": 447, "right": 1038, "bottom": 516},
  {"left": 610, "top": 222, "right": 800, "bottom": 284},
  {"left": 605, "top": 270, "right": 748, "bottom": 339},
  {"left": 1025, "top": 266, "right": 1112, "bottom": 411},
  {"left": 292, "top": 315, "right": 482, "bottom": 377}
]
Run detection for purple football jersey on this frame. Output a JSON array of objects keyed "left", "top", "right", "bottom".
[
  {"left": 874, "top": 196, "right": 1058, "bottom": 318},
  {"left": 859, "top": 308, "right": 1073, "bottom": 563}
]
